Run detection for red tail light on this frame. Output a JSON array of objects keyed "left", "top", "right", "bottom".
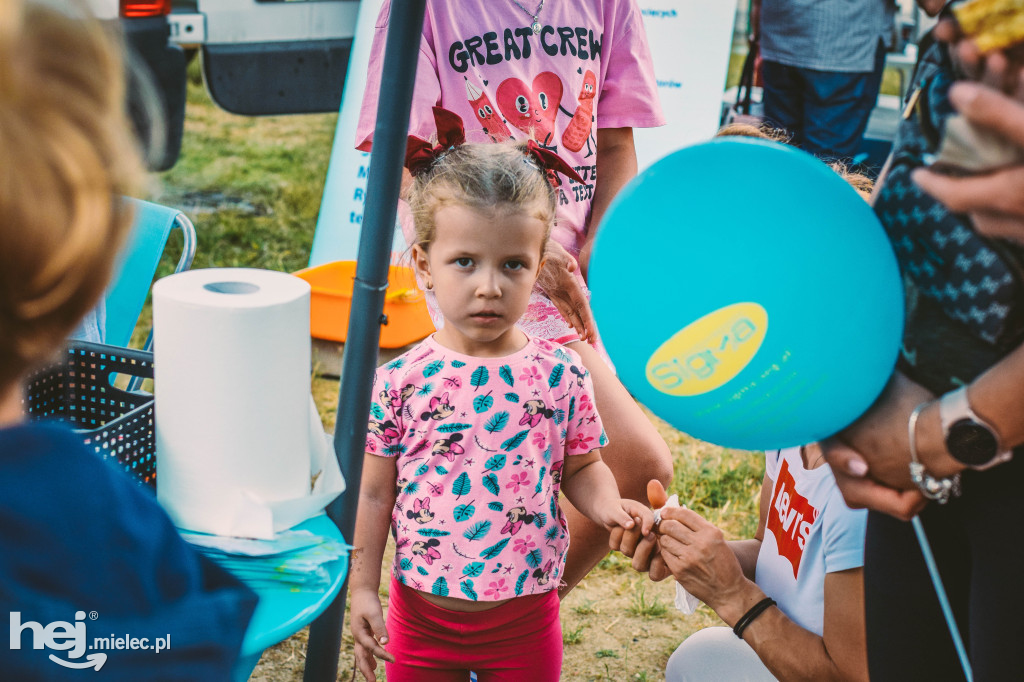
[{"left": 120, "top": 0, "right": 172, "bottom": 18}]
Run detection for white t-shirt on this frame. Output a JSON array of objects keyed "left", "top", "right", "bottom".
[{"left": 755, "top": 447, "right": 867, "bottom": 636}]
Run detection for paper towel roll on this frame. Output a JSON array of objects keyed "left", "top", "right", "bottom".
[{"left": 154, "top": 268, "right": 312, "bottom": 536}]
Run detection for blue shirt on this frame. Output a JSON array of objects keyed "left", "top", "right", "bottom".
[
  {"left": 0, "top": 422, "right": 256, "bottom": 679},
  {"left": 760, "top": 0, "right": 895, "bottom": 73}
]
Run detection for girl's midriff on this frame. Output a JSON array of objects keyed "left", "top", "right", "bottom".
[{"left": 414, "top": 588, "right": 514, "bottom": 612}]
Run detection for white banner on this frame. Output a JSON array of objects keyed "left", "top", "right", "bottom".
[
  {"left": 635, "top": 1, "right": 739, "bottom": 171},
  {"left": 308, "top": 0, "right": 398, "bottom": 267}
]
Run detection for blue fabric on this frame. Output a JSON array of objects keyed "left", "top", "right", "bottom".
[
  {"left": 104, "top": 198, "right": 181, "bottom": 348},
  {"left": 0, "top": 422, "right": 256, "bottom": 680},
  {"left": 69, "top": 302, "right": 105, "bottom": 344},
  {"left": 761, "top": 40, "right": 887, "bottom": 161}
]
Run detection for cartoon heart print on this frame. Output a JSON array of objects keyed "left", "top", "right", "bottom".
[{"left": 496, "top": 72, "right": 563, "bottom": 146}]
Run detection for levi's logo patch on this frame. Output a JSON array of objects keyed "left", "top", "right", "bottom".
[{"left": 767, "top": 459, "right": 819, "bottom": 579}]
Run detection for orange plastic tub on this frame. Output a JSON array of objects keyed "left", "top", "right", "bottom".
[{"left": 292, "top": 261, "right": 435, "bottom": 349}]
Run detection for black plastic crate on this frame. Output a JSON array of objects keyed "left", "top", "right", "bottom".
[{"left": 24, "top": 341, "right": 155, "bottom": 487}]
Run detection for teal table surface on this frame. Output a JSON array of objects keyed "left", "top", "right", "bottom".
[{"left": 238, "top": 514, "right": 348, "bottom": 659}]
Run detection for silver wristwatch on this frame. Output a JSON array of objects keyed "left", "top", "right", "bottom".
[{"left": 939, "top": 386, "right": 1012, "bottom": 470}]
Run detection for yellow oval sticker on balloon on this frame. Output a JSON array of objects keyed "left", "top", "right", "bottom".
[{"left": 646, "top": 303, "right": 768, "bottom": 397}]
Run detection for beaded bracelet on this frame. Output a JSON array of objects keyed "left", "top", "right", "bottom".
[
  {"left": 733, "top": 597, "right": 776, "bottom": 639},
  {"left": 907, "top": 401, "right": 961, "bottom": 504}
]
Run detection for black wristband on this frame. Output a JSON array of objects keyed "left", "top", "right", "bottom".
[{"left": 732, "top": 597, "right": 776, "bottom": 639}]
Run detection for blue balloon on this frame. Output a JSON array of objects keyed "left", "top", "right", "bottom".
[{"left": 589, "top": 138, "right": 904, "bottom": 451}]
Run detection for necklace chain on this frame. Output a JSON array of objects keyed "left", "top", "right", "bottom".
[
  {"left": 511, "top": 0, "right": 545, "bottom": 33},
  {"left": 801, "top": 444, "right": 825, "bottom": 470}
]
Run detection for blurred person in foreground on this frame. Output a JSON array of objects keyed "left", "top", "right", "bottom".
[
  {"left": 823, "top": 2, "right": 1024, "bottom": 678},
  {"left": 0, "top": 2, "right": 255, "bottom": 678}
]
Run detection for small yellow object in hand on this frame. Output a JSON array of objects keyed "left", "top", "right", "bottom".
[{"left": 954, "top": 0, "right": 1024, "bottom": 52}]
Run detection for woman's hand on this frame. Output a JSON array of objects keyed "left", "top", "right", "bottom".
[
  {"left": 914, "top": 81, "right": 1024, "bottom": 244},
  {"left": 656, "top": 506, "right": 761, "bottom": 623},
  {"left": 912, "top": 17, "right": 1024, "bottom": 243},
  {"left": 350, "top": 588, "right": 394, "bottom": 681},
  {"left": 822, "top": 438, "right": 927, "bottom": 521},
  {"left": 609, "top": 479, "right": 672, "bottom": 580},
  {"left": 835, "top": 373, "right": 936, "bottom": 489},
  {"left": 823, "top": 373, "right": 964, "bottom": 519},
  {"left": 609, "top": 524, "right": 671, "bottom": 579},
  {"left": 536, "top": 240, "right": 597, "bottom": 342}
]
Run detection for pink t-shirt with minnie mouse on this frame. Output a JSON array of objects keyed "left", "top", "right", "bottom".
[{"left": 367, "top": 334, "right": 606, "bottom": 601}]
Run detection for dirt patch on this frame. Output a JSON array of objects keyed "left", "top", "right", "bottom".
[{"left": 153, "top": 189, "right": 270, "bottom": 216}]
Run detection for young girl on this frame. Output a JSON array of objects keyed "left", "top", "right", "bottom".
[
  {"left": 356, "top": 0, "right": 673, "bottom": 599},
  {"left": 350, "top": 114, "right": 653, "bottom": 681}
]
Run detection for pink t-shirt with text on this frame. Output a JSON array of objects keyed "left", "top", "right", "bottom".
[
  {"left": 367, "top": 334, "right": 606, "bottom": 601},
  {"left": 356, "top": 0, "right": 665, "bottom": 255}
]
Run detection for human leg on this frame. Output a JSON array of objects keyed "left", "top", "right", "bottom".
[
  {"left": 386, "top": 661, "right": 468, "bottom": 682},
  {"left": 799, "top": 41, "right": 885, "bottom": 162},
  {"left": 863, "top": 507, "right": 969, "bottom": 681},
  {"left": 866, "top": 455, "right": 1024, "bottom": 682},
  {"left": 962, "top": 456, "right": 1024, "bottom": 680},
  {"left": 665, "top": 626, "right": 777, "bottom": 682},
  {"left": 384, "top": 579, "right": 472, "bottom": 682},
  {"left": 385, "top": 577, "right": 562, "bottom": 682},
  {"left": 470, "top": 590, "right": 562, "bottom": 682},
  {"left": 558, "top": 339, "right": 673, "bottom": 596},
  {"left": 760, "top": 59, "right": 806, "bottom": 146},
  {"left": 863, "top": 38, "right": 887, "bottom": 120}
]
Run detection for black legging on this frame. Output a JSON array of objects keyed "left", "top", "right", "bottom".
[{"left": 864, "top": 451, "right": 1024, "bottom": 681}]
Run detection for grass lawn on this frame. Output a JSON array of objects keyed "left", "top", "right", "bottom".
[{"left": 143, "top": 53, "right": 897, "bottom": 680}]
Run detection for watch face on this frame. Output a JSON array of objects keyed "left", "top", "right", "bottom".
[{"left": 946, "top": 419, "right": 999, "bottom": 466}]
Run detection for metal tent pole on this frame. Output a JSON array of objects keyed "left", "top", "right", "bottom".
[{"left": 303, "top": 2, "right": 427, "bottom": 679}]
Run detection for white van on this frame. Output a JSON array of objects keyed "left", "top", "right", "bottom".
[
  {"left": 93, "top": 0, "right": 358, "bottom": 169},
  {"left": 170, "top": 0, "right": 359, "bottom": 116}
]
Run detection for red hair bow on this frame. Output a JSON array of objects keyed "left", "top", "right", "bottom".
[
  {"left": 404, "top": 106, "right": 585, "bottom": 188},
  {"left": 405, "top": 107, "right": 466, "bottom": 177},
  {"left": 525, "top": 140, "right": 585, "bottom": 187}
]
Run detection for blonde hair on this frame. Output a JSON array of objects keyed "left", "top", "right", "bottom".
[
  {"left": 0, "top": 0, "right": 144, "bottom": 386},
  {"left": 407, "top": 141, "right": 557, "bottom": 251},
  {"left": 716, "top": 122, "right": 792, "bottom": 144},
  {"left": 716, "top": 123, "right": 875, "bottom": 198},
  {"left": 828, "top": 161, "right": 875, "bottom": 198}
]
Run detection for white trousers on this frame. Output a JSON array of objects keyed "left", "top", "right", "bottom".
[{"left": 665, "top": 626, "right": 778, "bottom": 682}]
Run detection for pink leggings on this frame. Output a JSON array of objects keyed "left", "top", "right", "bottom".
[{"left": 384, "top": 576, "right": 562, "bottom": 681}]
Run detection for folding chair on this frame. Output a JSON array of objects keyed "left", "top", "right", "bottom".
[{"left": 104, "top": 197, "right": 197, "bottom": 352}]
